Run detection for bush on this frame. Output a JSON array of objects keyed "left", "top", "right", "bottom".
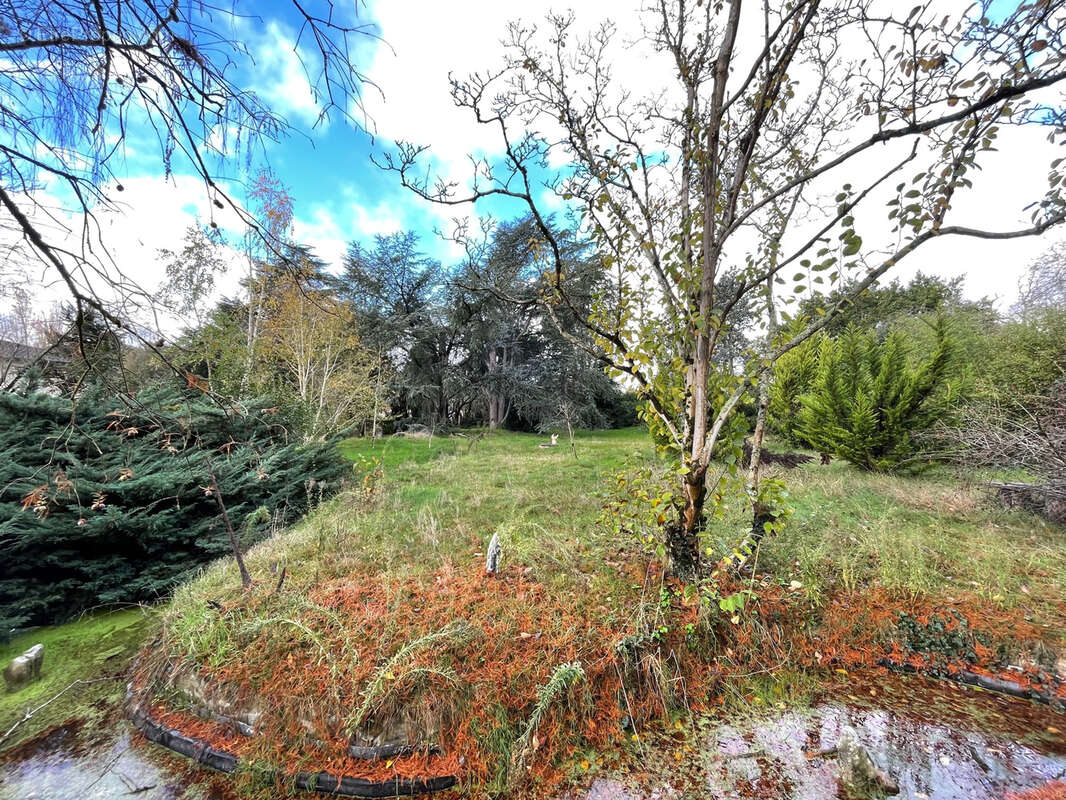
[
  {"left": 975, "top": 308, "right": 1066, "bottom": 402},
  {"left": 0, "top": 387, "right": 348, "bottom": 630},
  {"left": 798, "top": 317, "right": 961, "bottom": 472},
  {"left": 767, "top": 328, "right": 822, "bottom": 447}
]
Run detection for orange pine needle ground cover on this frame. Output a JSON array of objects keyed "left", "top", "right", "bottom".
[
  {"left": 1008, "top": 782, "right": 1066, "bottom": 800},
  {"left": 136, "top": 548, "right": 1065, "bottom": 796}
]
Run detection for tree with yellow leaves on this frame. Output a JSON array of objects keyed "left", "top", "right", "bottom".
[{"left": 261, "top": 271, "right": 384, "bottom": 440}]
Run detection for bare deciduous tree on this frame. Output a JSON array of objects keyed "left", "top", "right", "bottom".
[
  {"left": 1012, "top": 240, "right": 1066, "bottom": 318},
  {"left": 0, "top": 0, "right": 375, "bottom": 376},
  {"left": 384, "top": 0, "right": 1066, "bottom": 579}
]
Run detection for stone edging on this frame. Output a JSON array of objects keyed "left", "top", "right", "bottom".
[
  {"left": 877, "top": 658, "right": 1065, "bottom": 710},
  {"left": 128, "top": 705, "right": 458, "bottom": 797}
]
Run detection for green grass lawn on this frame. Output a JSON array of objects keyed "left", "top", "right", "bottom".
[
  {"left": 188, "top": 427, "right": 652, "bottom": 597},
  {"left": 743, "top": 457, "right": 1066, "bottom": 619},
  {"left": 172, "top": 427, "right": 1066, "bottom": 654},
  {"left": 147, "top": 427, "right": 1066, "bottom": 792},
  {"left": 0, "top": 608, "right": 153, "bottom": 752}
]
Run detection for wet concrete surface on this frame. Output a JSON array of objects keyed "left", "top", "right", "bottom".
[
  {"left": 2, "top": 672, "right": 1064, "bottom": 799},
  {"left": 700, "top": 702, "right": 1066, "bottom": 799},
  {"left": 0, "top": 722, "right": 233, "bottom": 800},
  {"left": 569, "top": 673, "right": 1066, "bottom": 800}
]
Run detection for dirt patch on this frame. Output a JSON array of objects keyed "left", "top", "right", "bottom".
[{"left": 742, "top": 442, "right": 814, "bottom": 470}]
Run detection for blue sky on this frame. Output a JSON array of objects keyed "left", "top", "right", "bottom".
[
  {"left": 158, "top": 0, "right": 550, "bottom": 271},
  {"left": 15, "top": 0, "right": 1063, "bottom": 313}
]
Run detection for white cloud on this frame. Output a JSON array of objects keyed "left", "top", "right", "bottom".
[
  {"left": 360, "top": 0, "right": 1064, "bottom": 307},
  {"left": 0, "top": 174, "right": 248, "bottom": 331},
  {"left": 247, "top": 21, "right": 323, "bottom": 129},
  {"left": 4, "top": 0, "right": 1061, "bottom": 325},
  {"left": 292, "top": 199, "right": 406, "bottom": 271}
]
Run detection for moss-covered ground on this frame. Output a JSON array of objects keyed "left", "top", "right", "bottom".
[{"left": 0, "top": 608, "right": 153, "bottom": 752}]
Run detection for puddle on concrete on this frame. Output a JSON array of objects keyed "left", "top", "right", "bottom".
[
  {"left": 2, "top": 673, "right": 1063, "bottom": 800},
  {"left": 0, "top": 722, "right": 233, "bottom": 800},
  {"left": 701, "top": 703, "right": 1066, "bottom": 799},
  {"left": 574, "top": 674, "right": 1066, "bottom": 800}
]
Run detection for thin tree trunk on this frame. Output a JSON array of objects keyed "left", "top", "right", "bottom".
[
  {"left": 736, "top": 276, "right": 781, "bottom": 570},
  {"left": 371, "top": 346, "right": 382, "bottom": 439},
  {"left": 672, "top": 0, "right": 743, "bottom": 581},
  {"left": 564, "top": 407, "right": 577, "bottom": 461},
  {"left": 202, "top": 452, "right": 252, "bottom": 589}
]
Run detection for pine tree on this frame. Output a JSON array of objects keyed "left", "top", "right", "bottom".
[
  {"left": 767, "top": 326, "right": 822, "bottom": 447},
  {"left": 798, "top": 317, "right": 959, "bottom": 472},
  {"left": 0, "top": 387, "right": 348, "bottom": 632}
]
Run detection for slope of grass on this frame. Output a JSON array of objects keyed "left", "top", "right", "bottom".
[
  {"left": 0, "top": 608, "right": 153, "bottom": 752},
  {"left": 178, "top": 428, "right": 652, "bottom": 603},
  {"left": 755, "top": 458, "right": 1066, "bottom": 621},
  {"left": 150, "top": 428, "right": 1066, "bottom": 794}
]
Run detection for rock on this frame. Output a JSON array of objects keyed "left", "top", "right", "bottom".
[
  {"left": 348, "top": 705, "right": 441, "bottom": 757},
  {"left": 836, "top": 725, "right": 899, "bottom": 796},
  {"left": 171, "top": 666, "right": 261, "bottom": 735},
  {"left": 485, "top": 531, "right": 502, "bottom": 574},
  {"left": 3, "top": 643, "right": 44, "bottom": 691}
]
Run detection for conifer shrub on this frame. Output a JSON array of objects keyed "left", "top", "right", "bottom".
[
  {"left": 797, "top": 317, "right": 960, "bottom": 472},
  {"left": 0, "top": 386, "right": 348, "bottom": 632},
  {"left": 767, "top": 326, "right": 822, "bottom": 447}
]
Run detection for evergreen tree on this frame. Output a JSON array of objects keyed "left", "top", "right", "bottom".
[
  {"left": 766, "top": 324, "right": 822, "bottom": 446},
  {"left": 798, "top": 317, "right": 960, "bottom": 472},
  {"left": 0, "top": 387, "right": 348, "bottom": 632}
]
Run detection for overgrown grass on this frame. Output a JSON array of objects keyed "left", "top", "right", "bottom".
[
  {"left": 173, "top": 428, "right": 650, "bottom": 612},
  {"left": 0, "top": 608, "right": 153, "bottom": 752},
  {"left": 752, "top": 457, "right": 1066, "bottom": 625},
  {"left": 152, "top": 427, "right": 1066, "bottom": 792}
]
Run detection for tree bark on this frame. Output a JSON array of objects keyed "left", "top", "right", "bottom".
[
  {"left": 202, "top": 453, "right": 252, "bottom": 590},
  {"left": 673, "top": 465, "right": 708, "bottom": 581},
  {"left": 747, "top": 275, "right": 777, "bottom": 536}
]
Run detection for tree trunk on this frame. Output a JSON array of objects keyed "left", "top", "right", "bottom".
[
  {"left": 746, "top": 377, "right": 774, "bottom": 540},
  {"left": 202, "top": 452, "right": 252, "bottom": 590},
  {"left": 671, "top": 465, "right": 708, "bottom": 581},
  {"left": 486, "top": 347, "right": 500, "bottom": 429}
]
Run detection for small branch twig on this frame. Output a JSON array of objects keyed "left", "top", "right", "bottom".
[{"left": 0, "top": 678, "right": 108, "bottom": 746}]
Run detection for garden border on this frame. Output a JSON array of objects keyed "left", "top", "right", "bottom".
[
  {"left": 127, "top": 705, "right": 458, "bottom": 797},
  {"left": 876, "top": 658, "right": 1065, "bottom": 711}
]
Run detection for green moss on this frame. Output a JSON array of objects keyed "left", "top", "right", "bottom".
[{"left": 0, "top": 608, "right": 153, "bottom": 752}]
